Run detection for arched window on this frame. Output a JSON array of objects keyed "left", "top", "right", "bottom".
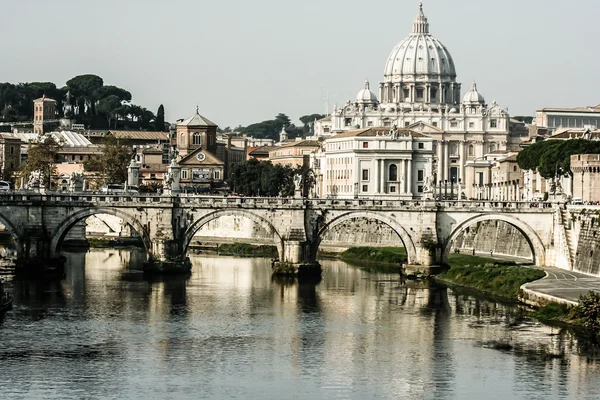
[
  {"left": 489, "top": 144, "right": 496, "bottom": 153},
  {"left": 193, "top": 132, "right": 201, "bottom": 145},
  {"left": 468, "top": 145, "right": 474, "bottom": 157},
  {"left": 389, "top": 164, "right": 398, "bottom": 181},
  {"left": 180, "top": 133, "right": 185, "bottom": 145}
]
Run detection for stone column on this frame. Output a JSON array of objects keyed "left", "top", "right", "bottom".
[
  {"left": 436, "top": 141, "right": 443, "bottom": 181},
  {"left": 380, "top": 159, "right": 386, "bottom": 194},
  {"left": 459, "top": 141, "right": 465, "bottom": 182},
  {"left": 443, "top": 141, "right": 449, "bottom": 181},
  {"left": 168, "top": 160, "right": 181, "bottom": 194},
  {"left": 375, "top": 159, "right": 381, "bottom": 194},
  {"left": 426, "top": 84, "right": 430, "bottom": 103},
  {"left": 407, "top": 159, "right": 413, "bottom": 195}
]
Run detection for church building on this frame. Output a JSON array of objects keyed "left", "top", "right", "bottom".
[{"left": 315, "top": 3, "right": 523, "bottom": 199}]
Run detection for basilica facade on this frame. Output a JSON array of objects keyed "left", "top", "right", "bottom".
[{"left": 316, "top": 3, "right": 518, "bottom": 199}]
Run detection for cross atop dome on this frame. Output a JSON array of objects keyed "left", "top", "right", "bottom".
[{"left": 413, "top": 1, "right": 429, "bottom": 34}]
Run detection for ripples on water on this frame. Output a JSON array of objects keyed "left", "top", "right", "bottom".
[{"left": 0, "top": 249, "right": 599, "bottom": 400}]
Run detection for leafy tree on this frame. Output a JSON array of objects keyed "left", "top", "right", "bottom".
[
  {"left": 517, "top": 139, "right": 600, "bottom": 178},
  {"left": 84, "top": 135, "right": 131, "bottom": 184},
  {"left": 20, "top": 135, "right": 62, "bottom": 189},
  {"left": 96, "top": 95, "right": 122, "bottom": 128},
  {"left": 155, "top": 104, "right": 165, "bottom": 131},
  {"left": 230, "top": 159, "right": 308, "bottom": 197},
  {"left": 96, "top": 85, "right": 132, "bottom": 102}
]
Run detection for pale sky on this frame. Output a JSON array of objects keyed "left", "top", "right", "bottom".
[{"left": 2, "top": 0, "right": 598, "bottom": 128}]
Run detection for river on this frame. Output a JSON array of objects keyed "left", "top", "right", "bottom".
[{"left": 1, "top": 248, "right": 599, "bottom": 399}]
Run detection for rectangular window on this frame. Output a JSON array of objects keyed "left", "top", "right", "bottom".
[
  {"left": 418, "top": 143, "right": 424, "bottom": 149},
  {"left": 214, "top": 170, "right": 221, "bottom": 180},
  {"left": 491, "top": 119, "right": 498, "bottom": 128},
  {"left": 181, "top": 169, "right": 188, "bottom": 179},
  {"left": 367, "top": 121, "right": 373, "bottom": 127},
  {"left": 432, "top": 122, "right": 438, "bottom": 127},
  {"left": 10, "top": 146, "right": 14, "bottom": 155},
  {"left": 418, "top": 185, "right": 423, "bottom": 193},
  {"left": 362, "top": 169, "right": 369, "bottom": 181},
  {"left": 384, "top": 121, "right": 391, "bottom": 127},
  {"left": 416, "top": 88, "right": 424, "bottom": 99},
  {"left": 417, "top": 170, "right": 424, "bottom": 182},
  {"left": 469, "top": 122, "right": 474, "bottom": 128},
  {"left": 362, "top": 185, "right": 368, "bottom": 192},
  {"left": 404, "top": 121, "right": 410, "bottom": 127},
  {"left": 345, "top": 118, "right": 352, "bottom": 127},
  {"left": 362, "top": 142, "right": 368, "bottom": 149},
  {"left": 450, "top": 122, "right": 458, "bottom": 128},
  {"left": 390, "top": 186, "right": 396, "bottom": 193}
]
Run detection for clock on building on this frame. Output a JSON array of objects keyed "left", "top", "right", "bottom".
[{"left": 196, "top": 152, "right": 206, "bottom": 162}]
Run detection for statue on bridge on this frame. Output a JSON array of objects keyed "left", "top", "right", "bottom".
[
  {"left": 27, "top": 171, "right": 45, "bottom": 191},
  {"left": 69, "top": 172, "right": 84, "bottom": 192}
]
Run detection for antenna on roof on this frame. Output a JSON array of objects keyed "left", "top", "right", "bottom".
[{"left": 321, "top": 88, "right": 338, "bottom": 115}]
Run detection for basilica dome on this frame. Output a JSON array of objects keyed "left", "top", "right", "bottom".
[
  {"left": 356, "top": 80, "right": 378, "bottom": 105},
  {"left": 383, "top": 4, "right": 456, "bottom": 82},
  {"left": 462, "top": 81, "right": 485, "bottom": 105}
]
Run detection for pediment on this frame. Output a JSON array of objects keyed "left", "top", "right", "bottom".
[{"left": 406, "top": 121, "right": 443, "bottom": 133}]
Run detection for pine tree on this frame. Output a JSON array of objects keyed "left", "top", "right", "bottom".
[{"left": 155, "top": 104, "right": 165, "bottom": 131}]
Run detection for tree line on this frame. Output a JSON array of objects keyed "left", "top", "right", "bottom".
[
  {"left": 230, "top": 158, "right": 314, "bottom": 197},
  {"left": 0, "top": 74, "right": 166, "bottom": 131},
  {"left": 219, "top": 113, "right": 326, "bottom": 141},
  {"left": 517, "top": 139, "right": 600, "bottom": 178}
]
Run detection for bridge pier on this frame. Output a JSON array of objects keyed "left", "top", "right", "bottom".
[
  {"left": 143, "top": 237, "right": 191, "bottom": 275},
  {"left": 272, "top": 239, "right": 322, "bottom": 277},
  {"left": 16, "top": 229, "right": 65, "bottom": 280}
]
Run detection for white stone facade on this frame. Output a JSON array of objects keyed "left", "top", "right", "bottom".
[
  {"left": 318, "top": 127, "right": 433, "bottom": 199},
  {"left": 314, "top": 3, "right": 512, "bottom": 200}
]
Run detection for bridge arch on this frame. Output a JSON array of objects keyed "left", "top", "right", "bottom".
[
  {"left": 50, "top": 207, "right": 151, "bottom": 256},
  {"left": 183, "top": 209, "right": 284, "bottom": 258},
  {"left": 315, "top": 211, "right": 418, "bottom": 264},
  {"left": 0, "top": 212, "right": 22, "bottom": 256},
  {"left": 444, "top": 213, "right": 546, "bottom": 266}
]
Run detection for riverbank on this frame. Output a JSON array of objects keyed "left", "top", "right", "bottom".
[
  {"left": 319, "top": 247, "right": 407, "bottom": 266},
  {"left": 436, "top": 257, "right": 600, "bottom": 338},
  {"left": 214, "top": 243, "right": 278, "bottom": 258},
  {"left": 85, "top": 237, "right": 144, "bottom": 249}
]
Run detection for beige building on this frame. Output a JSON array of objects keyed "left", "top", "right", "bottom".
[
  {"left": 571, "top": 154, "right": 600, "bottom": 202},
  {"left": 269, "top": 139, "right": 321, "bottom": 168},
  {"left": 489, "top": 154, "right": 522, "bottom": 201},
  {"left": 0, "top": 134, "right": 22, "bottom": 179},
  {"left": 536, "top": 105, "right": 600, "bottom": 134},
  {"left": 176, "top": 108, "right": 218, "bottom": 159},
  {"left": 33, "top": 96, "right": 58, "bottom": 134}
]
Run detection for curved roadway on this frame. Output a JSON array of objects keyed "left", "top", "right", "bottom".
[{"left": 524, "top": 267, "right": 600, "bottom": 304}]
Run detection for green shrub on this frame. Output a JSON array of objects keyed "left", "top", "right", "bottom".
[
  {"left": 575, "top": 291, "right": 600, "bottom": 333},
  {"left": 341, "top": 247, "right": 407, "bottom": 265}
]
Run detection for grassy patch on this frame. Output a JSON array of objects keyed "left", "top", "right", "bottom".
[
  {"left": 447, "top": 254, "right": 517, "bottom": 268},
  {"left": 217, "top": 243, "right": 278, "bottom": 258},
  {"left": 340, "top": 247, "right": 407, "bottom": 265},
  {"left": 436, "top": 263, "right": 545, "bottom": 299}
]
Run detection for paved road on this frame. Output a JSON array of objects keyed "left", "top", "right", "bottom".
[{"left": 524, "top": 267, "right": 600, "bottom": 304}]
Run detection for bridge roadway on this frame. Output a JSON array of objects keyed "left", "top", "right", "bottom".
[{"left": 0, "top": 192, "right": 559, "bottom": 270}]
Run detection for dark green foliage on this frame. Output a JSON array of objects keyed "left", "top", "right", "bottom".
[
  {"left": 155, "top": 104, "right": 165, "bottom": 131},
  {"left": 517, "top": 139, "right": 600, "bottom": 178},
  {"left": 575, "top": 291, "right": 600, "bottom": 333},
  {"left": 0, "top": 75, "right": 156, "bottom": 130},
  {"left": 217, "top": 243, "right": 278, "bottom": 258},
  {"left": 237, "top": 113, "right": 326, "bottom": 140},
  {"left": 84, "top": 135, "right": 131, "bottom": 184},
  {"left": 20, "top": 135, "right": 62, "bottom": 188},
  {"left": 230, "top": 159, "right": 302, "bottom": 197},
  {"left": 447, "top": 254, "right": 516, "bottom": 268},
  {"left": 436, "top": 264, "right": 545, "bottom": 299},
  {"left": 533, "top": 302, "right": 572, "bottom": 321},
  {"left": 341, "top": 247, "right": 407, "bottom": 265}
]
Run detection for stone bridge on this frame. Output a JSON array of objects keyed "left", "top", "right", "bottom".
[{"left": 0, "top": 193, "right": 569, "bottom": 271}]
